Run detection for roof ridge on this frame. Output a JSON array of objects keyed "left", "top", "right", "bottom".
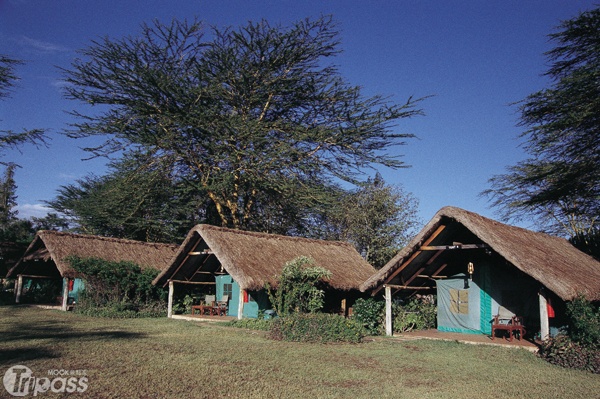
[
  {"left": 38, "top": 230, "right": 178, "bottom": 248},
  {"left": 196, "top": 224, "right": 355, "bottom": 248}
]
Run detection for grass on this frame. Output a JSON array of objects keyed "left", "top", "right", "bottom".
[{"left": 1, "top": 306, "right": 599, "bottom": 398}]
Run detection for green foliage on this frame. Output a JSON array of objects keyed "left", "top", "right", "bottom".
[
  {"left": 352, "top": 297, "right": 385, "bottom": 335},
  {"left": 75, "top": 295, "right": 166, "bottom": 318},
  {"left": 227, "top": 318, "right": 273, "bottom": 331},
  {"left": 485, "top": 8, "right": 600, "bottom": 237},
  {"left": 172, "top": 294, "right": 195, "bottom": 314},
  {"left": 68, "top": 256, "right": 166, "bottom": 317},
  {"left": 0, "top": 55, "right": 47, "bottom": 164},
  {"left": 266, "top": 256, "right": 331, "bottom": 316},
  {"left": 20, "top": 279, "right": 62, "bottom": 304},
  {"left": 0, "top": 164, "right": 35, "bottom": 244},
  {"left": 319, "top": 173, "right": 420, "bottom": 268},
  {"left": 539, "top": 335, "right": 600, "bottom": 374},
  {"left": 351, "top": 296, "right": 437, "bottom": 336},
  {"left": 269, "top": 313, "right": 364, "bottom": 343},
  {"left": 392, "top": 297, "right": 437, "bottom": 333},
  {"left": 62, "top": 17, "right": 423, "bottom": 230},
  {"left": 48, "top": 154, "right": 210, "bottom": 243},
  {"left": 566, "top": 295, "right": 600, "bottom": 348}
]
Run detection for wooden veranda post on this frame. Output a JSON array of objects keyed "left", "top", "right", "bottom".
[
  {"left": 538, "top": 288, "right": 550, "bottom": 341},
  {"left": 385, "top": 285, "right": 392, "bottom": 336},
  {"left": 237, "top": 289, "right": 244, "bottom": 320},
  {"left": 167, "top": 280, "right": 174, "bottom": 318},
  {"left": 61, "top": 277, "right": 69, "bottom": 311},
  {"left": 15, "top": 275, "right": 23, "bottom": 304}
]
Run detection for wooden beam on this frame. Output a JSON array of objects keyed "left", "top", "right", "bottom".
[
  {"left": 432, "top": 263, "right": 448, "bottom": 277},
  {"left": 404, "top": 267, "right": 425, "bottom": 287},
  {"left": 188, "top": 250, "right": 213, "bottom": 255},
  {"left": 539, "top": 289, "right": 550, "bottom": 341},
  {"left": 61, "top": 277, "right": 69, "bottom": 311},
  {"left": 385, "top": 284, "right": 434, "bottom": 290},
  {"left": 168, "top": 279, "right": 216, "bottom": 285},
  {"left": 237, "top": 289, "right": 244, "bottom": 320},
  {"left": 426, "top": 250, "right": 444, "bottom": 265},
  {"left": 420, "top": 243, "right": 489, "bottom": 251},
  {"left": 15, "top": 275, "right": 23, "bottom": 304},
  {"left": 385, "top": 286, "right": 392, "bottom": 336},
  {"left": 417, "top": 275, "right": 447, "bottom": 279},
  {"left": 163, "top": 237, "right": 203, "bottom": 287},
  {"left": 15, "top": 274, "right": 60, "bottom": 279},
  {"left": 167, "top": 280, "right": 174, "bottom": 318},
  {"left": 373, "top": 225, "right": 447, "bottom": 295}
]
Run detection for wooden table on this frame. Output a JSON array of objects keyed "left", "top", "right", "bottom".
[
  {"left": 191, "top": 304, "right": 216, "bottom": 316},
  {"left": 492, "top": 316, "right": 526, "bottom": 341}
]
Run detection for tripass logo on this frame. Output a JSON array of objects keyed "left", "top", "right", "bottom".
[{"left": 3, "top": 365, "right": 88, "bottom": 397}]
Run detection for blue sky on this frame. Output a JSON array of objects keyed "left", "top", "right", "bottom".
[{"left": 0, "top": 0, "right": 596, "bottom": 228}]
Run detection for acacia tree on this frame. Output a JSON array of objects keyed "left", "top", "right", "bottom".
[
  {"left": 485, "top": 8, "right": 600, "bottom": 241},
  {"left": 0, "top": 55, "right": 46, "bottom": 163},
  {"left": 48, "top": 153, "right": 213, "bottom": 243},
  {"left": 62, "top": 17, "right": 423, "bottom": 230},
  {"left": 321, "top": 173, "right": 420, "bottom": 268}
]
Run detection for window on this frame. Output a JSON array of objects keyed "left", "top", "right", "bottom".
[
  {"left": 223, "top": 283, "right": 233, "bottom": 299},
  {"left": 450, "top": 289, "right": 469, "bottom": 314}
]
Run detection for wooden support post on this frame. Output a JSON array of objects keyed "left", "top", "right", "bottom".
[
  {"left": 539, "top": 289, "right": 550, "bottom": 341},
  {"left": 167, "top": 280, "right": 174, "bottom": 318},
  {"left": 341, "top": 298, "right": 347, "bottom": 317},
  {"left": 61, "top": 278, "right": 69, "bottom": 311},
  {"left": 15, "top": 275, "right": 23, "bottom": 304},
  {"left": 385, "top": 285, "right": 392, "bottom": 336},
  {"left": 237, "top": 289, "right": 244, "bottom": 320}
]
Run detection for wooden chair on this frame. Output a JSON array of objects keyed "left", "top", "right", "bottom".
[
  {"left": 214, "top": 295, "right": 229, "bottom": 316},
  {"left": 491, "top": 307, "right": 526, "bottom": 341},
  {"left": 191, "top": 294, "right": 216, "bottom": 316}
]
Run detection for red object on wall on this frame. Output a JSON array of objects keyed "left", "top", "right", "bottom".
[
  {"left": 547, "top": 297, "right": 555, "bottom": 318},
  {"left": 68, "top": 279, "right": 74, "bottom": 292},
  {"left": 243, "top": 290, "right": 249, "bottom": 303}
]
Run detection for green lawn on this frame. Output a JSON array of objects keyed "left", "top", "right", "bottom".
[{"left": 0, "top": 306, "right": 598, "bottom": 399}]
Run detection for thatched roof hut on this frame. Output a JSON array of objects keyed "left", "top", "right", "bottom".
[
  {"left": 361, "top": 206, "right": 600, "bottom": 301},
  {"left": 8, "top": 230, "right": 179, "bottom": 279},
  {"left": 153, "top": 224, "right": 376, "bottom": 291}
]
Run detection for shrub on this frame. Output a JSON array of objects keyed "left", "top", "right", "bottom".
[
  {"left": 352, "top": 298, "right": 385, "bottom": 335},
  {"left": 266, "top": 256, "right": 331, "bottom": 316},
  {"left": 227, "top": 318, "right": 272, "bottom": 331},
  {"left": 269, "top": 313, "right": 364, "bottom": 343},
  {"left": 539, "top": 335, "right": 600, "bottom": 374},
  {"left": 566, "top": 295, "right": 600, "bottom": 348},
  {"left": 20, "top": 279, "right": 62, "bottom": 304},
  {"left": 75, "top": 293, "right": 166, "bottom": 318},
  {"left": 392, "top": 297, "right": 436, "bottom": 333},
  {"left": 68, "top": 256, "right": 166, "bottom": 318}
]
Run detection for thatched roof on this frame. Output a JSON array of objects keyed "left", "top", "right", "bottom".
[
  {"left": 8, "top": 231, "right": 179, "bottom": 279},
  {"left": 153, "top": 224, "right": 376, "bottom": 291},
  {"left": 360, "top": 206, "right": 600, "bottom": 301}
]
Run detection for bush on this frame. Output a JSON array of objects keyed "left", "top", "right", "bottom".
[
  {"left": 269, "top": 313, "right": 364, "bottom": 343},
  {"left": 227, "top": 318, "right": 272, "bottom": 331},
  {"left": 392, "top": 297, "right": 436, "bottom": 333},
  {"left": 68, "top": 256, "right": 166, "bottom": 318},
  {"left": 266, "top": 256, "right": 331, "bottom": 316},
  {"left": 352, "top": 298, "right": 385, "bottom": 335},
  {"left": 566, "top": 295, "right": 600, "bottom": 348},
  {"left": 539, "top": 335, "right": 600, "bottom": 374},
  {"left": 75, "top": 293, "right": 166, "bottom": 318}
]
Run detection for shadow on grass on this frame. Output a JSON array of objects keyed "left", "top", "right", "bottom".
[
  {"left": 0, "top": 347, "right": 60, "bottom": 363},
  {"left": 0, "top": 306, "right": 147, "bottom": 364}
]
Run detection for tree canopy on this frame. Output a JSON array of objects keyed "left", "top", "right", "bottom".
[
  {"left": 485, "top": 8, "right": 600, "bottom": 243},
  {"left": 0, "top": 55, "right": 47, "bottom": 164},
  {"left": 318, "top": 173, "right": 420, "bottom": 268},
  {"left": 61, "top": 17, "right": 423, "bottom": 230}
]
